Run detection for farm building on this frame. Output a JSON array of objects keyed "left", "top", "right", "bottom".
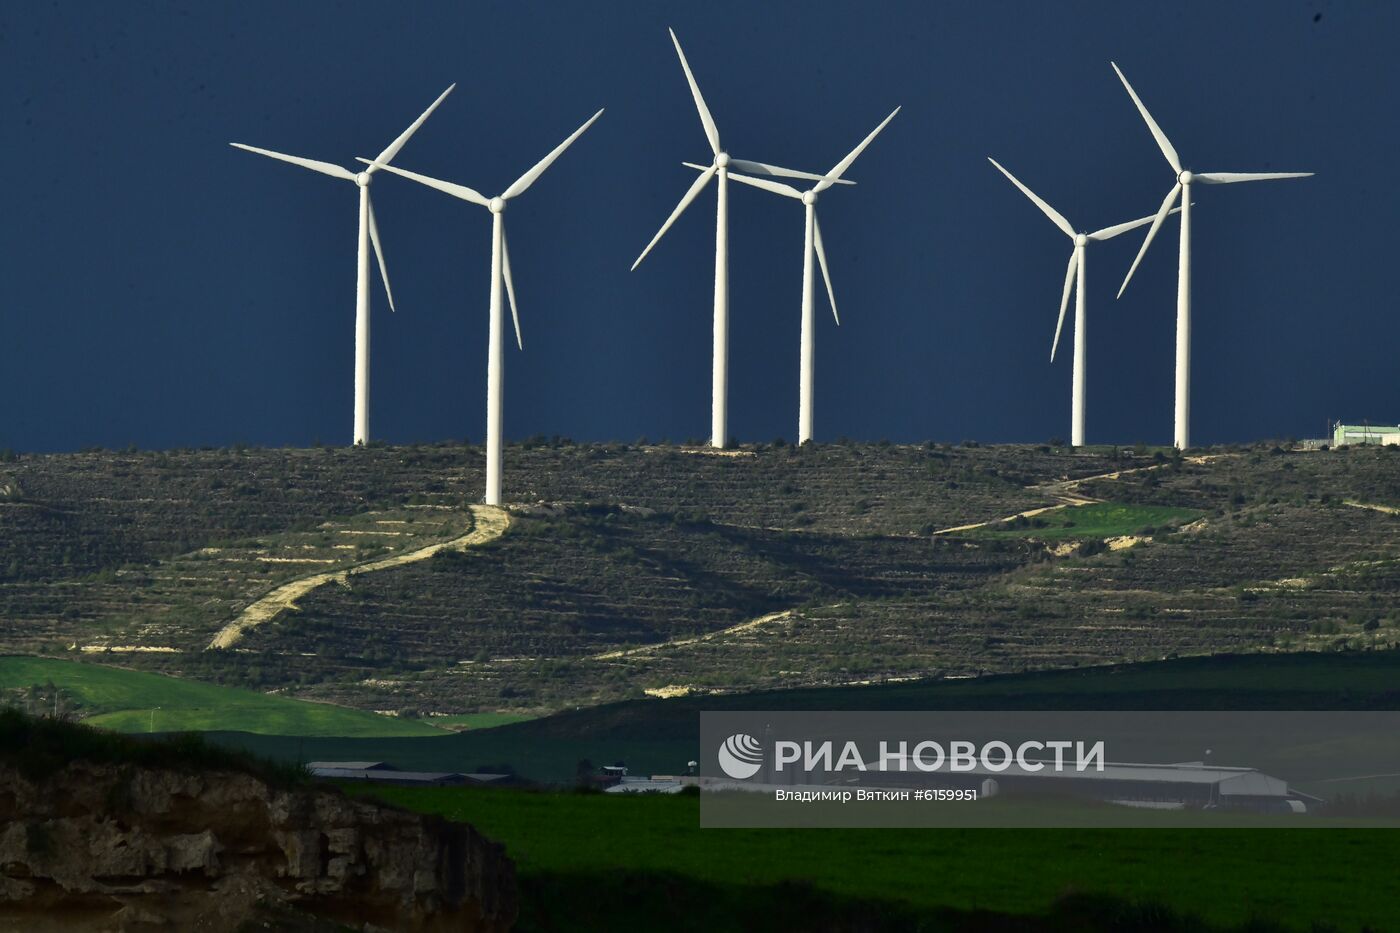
[
  {"left": 859, "top": 759, "right": 1318, "bottom": 813},
  {"left": 605, "top": 776, "right": 686, "bottom": 794},
  {"left": 1333, "top": 423, "right": 1400, "bottom": 446},
  {"left": 307, "top": 761, "right": 517, "bottom": 787}
]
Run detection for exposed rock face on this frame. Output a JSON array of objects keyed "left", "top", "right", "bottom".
[{"left": 0, "top": 762, "right": 516, "bottom": 932}]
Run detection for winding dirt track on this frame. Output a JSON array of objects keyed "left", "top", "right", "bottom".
[
  {"left": 1344, "top": 500, "right": 1400, "bottom": 516},
  {"left": 591, "top": 609, "right": 794, "bottom": 661},
  {"left": 206, "top": 505, "right": 509, "bottom": 650}
]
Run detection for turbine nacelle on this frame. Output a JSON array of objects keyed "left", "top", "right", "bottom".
[
  {"left": 1111, "top": 62, "right": 1313, "bottom": 302},
  {"left": 630, "top": 30, "right": 866, "bottom": 274},
  {"left": 1111, "top": 61, "right": 1313, "bottom": 450},
  {"left": 986, "top": 154, "right": 1186, "bottom": 364},
  {"left": 357, "top": 107, "right": 604, "bottom": 360},
  {"left": 721, "top": 105, "right": 900, "bottom": 345},
  {"left": 228, "top": 82, "right": 456, "bottom": 445}
]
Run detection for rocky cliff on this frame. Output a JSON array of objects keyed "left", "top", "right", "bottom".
[{"left": 0, "top": 759, "right": 516, "bottom": 932}]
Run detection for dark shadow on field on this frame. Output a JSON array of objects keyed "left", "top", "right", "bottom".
[
  {"left": 207, "top": 648, "right": 1400, "bottom": 783},
  {"left": 517, "top": 872, "right": 1306, "bottom": 933}
]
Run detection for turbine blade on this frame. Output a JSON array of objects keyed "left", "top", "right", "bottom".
[
  {"left": 357, "top": 159, "right": 490, "bottom": 207},
  {"left": 728, "top": 158, "right": 855, "bottom": 185},
  {"left": 1117, "top": 183, "right": 1181, "bottom": 299},
  {"left": 1194, "top": 171, "right": 1314, "bottom": 184},
  {"left": 987, "top": 157, "right": 1074, "bottom": 237},
  {"left": 723, "top": 171, "right": 804, "bottom": 200},
  {"left": 669, "top": 28, "right": 721, "bottom": 155},
  {"left": 814, "top": 106, "right": 900, "bottom": 194},
  {"left": 631, "top": 164, "right": 717, "bottom": 270},
  {"left": 1111, "top": 62, "right": 1182, "bottom": 174},
  {"left": 502, "top": 108, "right": 605, "bottom": 200},
  {"left": 1087, "top": 203, "right": 1184, "bottom": 241},
  {"left": 813, "top": 212, "right": 839, "bottom": 325},
  {"left": 1051, "top": 249, "right": 1079, "bottom": 362},
  {"left": 366, "top": 193, "right": 395, "bottom": 313},
  {"left": 369, "top": 83, "right": 456, "bottom": 172},
  {"left": 229, "top": 143, "right": 356, "bottom": 181},
  {"left": 501, "top": 225, "right": 522, "bottom": 351}
]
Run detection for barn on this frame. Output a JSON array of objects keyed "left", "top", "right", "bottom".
[{"left": 1333, "top": 423, "right": 1400, "bottom": 446}]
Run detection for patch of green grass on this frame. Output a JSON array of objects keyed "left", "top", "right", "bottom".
[
  {"left": 354, "top": 786, "right": 1399, "bottom": 932},
  {"left": 432, "top": 711, "right": 537, "bottom": 730},
  {"left": 0, "top": 656, "right": 446, "bottom": 737},
  {"left": 973, "top": 502, "right": 1203, "bottom": 540}
]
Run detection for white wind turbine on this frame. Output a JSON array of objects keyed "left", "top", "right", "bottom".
[
  {"left": 231, "top": 85, "right": 455, "bottom": 446},
  {"left": 631, "top": 29, "right": 853, "bottom": 450},
  {"left": 361, "top": 109, "right": 604, "bottom": 506},
  {"left": 703, "top": 108, "right": 899, "bottom": 444},
  {"left": 1111, "top": 62, "right": 1313, "bottom": 450},
  {"left": 988, "top": 158, "right": 1182, "bottom": 447}
]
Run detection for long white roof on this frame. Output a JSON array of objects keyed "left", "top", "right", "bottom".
[{"left": 881, "top": 759, "right": 1290, "bottom": 795}]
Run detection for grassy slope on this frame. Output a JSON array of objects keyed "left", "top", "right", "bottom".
[
  {"left": 358, "top": 786, "right": 1398, "bottom": 932},
  {"left": 971, "top": 502, "right": 1204, "bottom": 539},
  {"left": 210, "top": 649, "right": 1400, "bottom": 780},
  {"left": 0, "top": 656, "right": 445, "bottom": 737},
  {"left": 432, "top": 712, "right": 536, "bottom": 730}
]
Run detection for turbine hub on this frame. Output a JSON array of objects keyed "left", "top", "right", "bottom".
[
  {"left": 1179, "top": 170, "right": 1193, "bottom": 185},
  {"left": 716, "top": 152, "right": 730, "bottom": 168},
  {"left": 355, "top": 171, "right": 371, "bottom": 187},
  {"left": 802, "top": 190, "right": 817, "bottom": 206},
  {"left": 1075, "top": 233, "right": 1088, "bottom": 247},
  {"left": 489, "top": 196, "right": 506, "bottom": 214}
]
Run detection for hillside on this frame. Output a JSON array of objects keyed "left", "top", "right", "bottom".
[
  {"left": 3, "top": 442, "right": 1399, "bottom": 717},
  {"left": 210, "top": 648, "right": 1400, "bottom": 782}
]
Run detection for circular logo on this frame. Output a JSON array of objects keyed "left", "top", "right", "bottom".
[{"left": 717, "top": 733, "right": 764, "bottom": 779}]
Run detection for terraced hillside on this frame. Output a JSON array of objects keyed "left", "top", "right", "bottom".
[
  {"left": 3, "top": 442, "right": 1399, "bottom": 718},
  {"left": 229, "top": 507, "right": 1035, "bottom": 710}
]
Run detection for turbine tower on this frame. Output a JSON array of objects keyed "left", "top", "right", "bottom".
[
  {"left": 1111, "top": 62, "right": 1313, "bottom": 450},
  {"left": 711, "top": 108, "right": 899, "bottom": 444},
  {"left": 231, "top": 85, "right": 455, "bottom": 446},
  {"left": 988, "top": 158, "right": 1182, "bottom": 447},
  {"left": 631, "top": 29, "right": 853, "bottom": 450},
  {"left": 362, "top": 109, "right": 604, "bottom": 506}
]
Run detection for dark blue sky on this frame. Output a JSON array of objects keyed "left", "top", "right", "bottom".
[{"left": 0, "top": 1, "right": 1391, "bottom": 451}]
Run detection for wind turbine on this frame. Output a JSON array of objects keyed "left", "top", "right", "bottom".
[
  {"left": 631, "top": 29, "right": 853, "bottom": 450},
  {"left": 1111, "top": 62, "right": 1313, "bottom": 450},
  {"left": 988, "top": 158, "right": 1182, "bottom": 447},
  {"left": 231, "top": 85, "right": 455, "bottom": 446},
  {"left": 361, "top": 109, "right": 604, "bottom": 506},
  {"left": 708, "top": 107, "right": 899, "bottom": 444}
]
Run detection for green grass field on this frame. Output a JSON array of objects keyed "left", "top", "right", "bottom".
[
  {"left": 352, "top": 785, "right": 1399, "bottom": 932},
  {"left": 0, "top": 656, "right": 445, "bottom": 737},
  {"left": 974, "top": 502, "right": 1204, "bottom": 540}
]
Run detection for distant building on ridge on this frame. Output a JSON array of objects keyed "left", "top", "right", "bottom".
[{"left": 1332, "top": 423, "right": 1400, "bottom": 446}]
